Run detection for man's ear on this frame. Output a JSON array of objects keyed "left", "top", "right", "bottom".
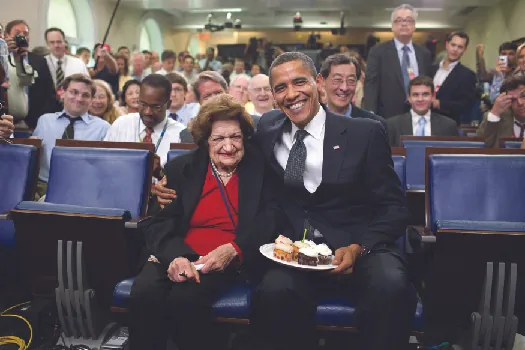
[{"left": 316, "top": 73, "right": 324, "bottom": 87}]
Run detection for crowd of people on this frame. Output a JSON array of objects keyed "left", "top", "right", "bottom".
[{"left": 1, "top": 3, "right": 525, "bottom": 350}]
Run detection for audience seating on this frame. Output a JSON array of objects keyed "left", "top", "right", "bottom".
[
  {"left": 401, "top": 136, "right": 485, "bottom": 191},
  {"left": 13, "top": 129, "right": 33, "bottom": 139},
  {"left": 112, "top": 148, "right": 424, "bottom": 335},
  {"left": 168, "top": 143, "right": 197, "bottom": 162},
  {"left": 499, "top": 137, "right": 523, "bottom": 149},
  {"left": 0, "top": 139, "right": 41, "bottom": 248}
]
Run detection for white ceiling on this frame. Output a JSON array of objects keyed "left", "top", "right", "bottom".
[{"left": 118, "top": 0, "right": 500, "bottom": 29}]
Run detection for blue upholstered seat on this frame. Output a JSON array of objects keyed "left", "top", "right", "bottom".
[
  {"left": 392, "top": 155, "right": 406, "bottom": 190},
  {"left": 167, "top": 148, "right": 193, "bottom": 162},
  {"left": 0, "top": 143, "right": 39, "bottom": 248},
  {"left": 45, "top": 147, "right": 152, "bottom": 217},
  {"left": 428, "top": 154, "right": 525, "bottom": 233},
  {"left": 113, "top": 278, "right": 424, "bottom": 331},
  {"left": 503, "top": 141, "right": 522, "bottom": 149},
  {"left": 402, "top": 140, "right": 485, "bottom": 191}
]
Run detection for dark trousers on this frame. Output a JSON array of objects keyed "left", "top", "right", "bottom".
[
  {"left": 129, "top": 261, "right": 240, "bottom": 350},
  {"left": 251, "top": 248, "right": 417, "bottom": 350}
]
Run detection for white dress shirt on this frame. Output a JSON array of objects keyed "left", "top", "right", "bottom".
[
  {"left": 274, "top": 106, "right": 326, "bottom": 193},
  {"left": 45, "top": 54, "right": 89, "bottom": 86},
  {"left": 104, "top": 113, "right": 186, "bottom": 166},
  {"left": 393, "top": 38, "right": 419, "bottom": 77},
  {"left": 487, "top": 112, "right": 524, "bottom": 137},
  {"left": 433, "top": 60, "right": 459, "bottom": 92},
  {"left": 411, "top": 109, "right": 432, "bottom": 136}
]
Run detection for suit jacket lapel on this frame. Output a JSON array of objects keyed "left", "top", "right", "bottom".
[
  {"left": 260, "top": 115, "right": 287, "bottom": 176},
  {"left": 322, "top": 112, "right": 349, "bottom": 183},
  {"left": 430, "top": 112, "right": 443, "bottom": 135},
  {"left": 400, "top": 113, "right": 413, "bottom": 136},
  {"left": 181, "top": 148, "right": 208, "bottom": 220},
  {"left": 237, "top": 145, "right": 262, "bottom": 232},
  {"left": 436, "top": 62, "right": 460, "bottom": 98},
  {"left": 414, "top": 45, "right": 425, "bottom": 76},
  {"left": 388, "top": 40, "right": 405, "bottom": 91}
]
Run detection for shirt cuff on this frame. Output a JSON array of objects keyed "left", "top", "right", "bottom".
[
  {"left": 487, "top": 112, "right": 501, "bottom": 122},
  {"left": 230, "top": 241, "right": 243, "bottom": 263}
]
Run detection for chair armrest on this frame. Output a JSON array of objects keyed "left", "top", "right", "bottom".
[
  {"left": 125, "top": 217, "right": 140, "bottom": 229},
  {"left": 0, "top": 212, "right": 8, "bottom": 220}
]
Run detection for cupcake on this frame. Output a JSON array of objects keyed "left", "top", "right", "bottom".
[
  {"left": 297, "top": 247, "right": 318, "bottom": 266},
  {"left": 275, "top": 235, "right": 293, "bottom": 246},
  {"left": 273, "top": 242, "right": 293, "bottom": 262},
  {"left": 292, "top": 241, "right": 310, "bottom": 262},
  {"left": 315, "top": 244, "right": 333, "bottom": 265}
]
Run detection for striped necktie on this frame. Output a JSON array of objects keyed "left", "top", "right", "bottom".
[
  {"left": 56, "top": 60, "right": 64, "bottom": 88},
  {"left": 514, "top": 120, "right": 525, "bottom": 138}
]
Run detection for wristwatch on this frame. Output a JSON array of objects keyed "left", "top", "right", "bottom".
[{"left": 358, "top": 245, "right": 372, "bottom": 257}]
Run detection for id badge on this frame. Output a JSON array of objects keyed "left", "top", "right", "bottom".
[{"left": 407, "top": 68, "right": 416, "bottom": 80}]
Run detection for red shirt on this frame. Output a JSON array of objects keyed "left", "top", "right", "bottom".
[{"left": 184, "top": 164, "right": 242, "bottom": 259}]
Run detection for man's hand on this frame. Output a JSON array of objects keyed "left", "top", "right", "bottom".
[
  {"left": 167, "top": 257, "right": 200, "bottom": 283},
  {"left": 330, "top": 244, "right": 362, "bottom": 275},
  {"left": 432, "top": 99, "right": 440, "bottom": 110},
  {"left": 153, "top": 176, "right": 177, "bottom": 208},
  {"left": 476, "top": 44, "right": 484, "bottom": 58},
  {"left": 491, "top": 93, "right": 514, "bottom": 117},
  {"left": 195, "top": 243, "right": 238, "bottom": 274},
  {"left": 0, "top": 115, "right": 14, "bottom": 138},
  {"left": 5, "top": 37, "right": 28, "bottom": 59}
]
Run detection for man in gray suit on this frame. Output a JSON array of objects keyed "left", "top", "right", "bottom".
[
  {"left": 364, "top": 4, "right": 432, "bottom": 119},
  {"left": 387, "top": 76, "right": 458, "bottom": 146}
]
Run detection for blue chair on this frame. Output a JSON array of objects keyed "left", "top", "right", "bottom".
[
  {"left": 503, "top": 141, "right": 522, "bottom": 149},
  {"left": 167, "top": 143, "right": 196, "bottom": 162},
  {"left": 392, "top": 154, "right": 407, "bottom": 190},
  {"left": 401, "top": 136, "right": 485, "bottom": 191},
  {"left": 13, "top": 130, "right": 33, "bottom": 139},
  {"left": 0, "top": 142, "right": 40, "bottom": 248}
]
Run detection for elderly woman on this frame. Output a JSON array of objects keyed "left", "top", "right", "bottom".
[
  {"left": 129, "top": 93, "right": 282, "bottom": 350},
  {"left": 89, "top": 80, "right": 121, "bottom": 124}
]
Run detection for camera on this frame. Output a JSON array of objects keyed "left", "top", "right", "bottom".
[{"left": 15, "top": 34, "right": 29, "bottom": 48}]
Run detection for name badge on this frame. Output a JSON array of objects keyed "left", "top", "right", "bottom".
[{"left": 407, "top": 68, "right": 416, "bottom": 80}]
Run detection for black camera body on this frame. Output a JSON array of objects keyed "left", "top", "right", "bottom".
[{"left": 15, "top": 34, "right": 29, "bottom": 48}]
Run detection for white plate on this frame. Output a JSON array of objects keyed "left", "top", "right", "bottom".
[{"left": 259, "top": 243, "right": 336, "bottom": 271}]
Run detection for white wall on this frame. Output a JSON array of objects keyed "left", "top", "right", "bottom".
[
  {"left": 462, "top": 0, "right": 525, "bottom": 71},
  {"left": 0, "top": 0, "right": 175, "bottom": 52}
]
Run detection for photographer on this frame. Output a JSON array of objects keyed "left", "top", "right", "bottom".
[{"left": 4, "top": 20, "right": 57, "bottom": 129}]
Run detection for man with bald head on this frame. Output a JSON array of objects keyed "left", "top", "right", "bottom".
[{"left": 248, "top": 74, "right": 275, "bottom": 116}]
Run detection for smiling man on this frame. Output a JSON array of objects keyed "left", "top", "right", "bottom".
[
  {"left": 430, "top": 31, "right": 477, "bottom": 125},
  {"left": 386, "top": 76, "right": 458, "bottom": 146},
  {"left": 251, "top": 51, "right": 413, "bottom": 350}
]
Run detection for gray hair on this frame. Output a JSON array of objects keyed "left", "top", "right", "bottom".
[
  {"left": 248, "top": 74, "right": 269, "bottom": 89},
  {"left": 229, "top": 73, "right": 251, "bottom": 87},
  {"left": 269, "top": 52, "right": 317, "bottom": 87},
  {"left": 391, "top": 4, "right": 418, "bottom": 22},
  {"left": 192, "top": 71, "right": 228, "bottom": 102}
]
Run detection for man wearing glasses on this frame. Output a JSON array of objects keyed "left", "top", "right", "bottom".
[
  {"left": 318, "top": 54, "right": 387, "bottom": 130},
  {"left": 104, "top": 74, "right": 186, "bottom": 172},
  {"left": 364, "top": 4, "right": 432, "bottom": 119},
  {"left": 32, "top": 74, "right": 110, "bottom": 198}
]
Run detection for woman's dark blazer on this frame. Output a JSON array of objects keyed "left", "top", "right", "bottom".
[{"left": 138, "top": 141, "right": 285, "bottom": 269}]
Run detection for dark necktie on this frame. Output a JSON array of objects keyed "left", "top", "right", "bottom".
[
  {"left": 514, "top": 120, "right": 525, "bottom": 138},
  {"left": 143, "top": 127, "right": 153, "bottom": 143},
  {"left": 56, "top": 60, "right": 64, "bottom": 88},
  {"left": 284, "top": 129, "right": 308, "bottom": 187},
  {"left": 401, "top": 45, "right": 411, "bottom": 94},
  {"left": 169, "top": 113, "right": 178, "bottom": 122},
  {"left": 61, "top": 115, "right": 77, "bottom": 140}
]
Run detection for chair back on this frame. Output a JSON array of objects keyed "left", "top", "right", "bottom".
[
  {"left": 427, "top": 148, "right": 525, "bottom": 233},
  {"left": 168, "top": 143, "right": 197, "bottom": 162},
  {"left": 401, "top": 136, "right": 485, "bottom": 191},
  {"left": 45, "top": 147, "right": 153, "bottom": 217},
  {"left": 392, "top": 155, "right": 406, "bottom": 191},
  {"left": 0, "top": 143, "right": 40, "bottom": 247},
  {"left": 499, "top": 138, "right": 523, "bottom": 149}
]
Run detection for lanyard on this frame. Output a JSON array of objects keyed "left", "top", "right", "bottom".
[
  {"left": 138, "top": 117, "right": 169, "bottom": 153},
  {"left": 210, "top": 162, "right": 238, "bottom": 234}
]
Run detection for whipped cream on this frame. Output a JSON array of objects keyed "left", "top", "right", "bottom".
[
  {"left": 275, "top": 235, "right": 293, "bottom": 246},
  {"left": 298, "top": 247, "right": 319, "bottom": 258},
  {"left": 293, "top": 241, "right": 310, "bottom": 249},
  {"left": 275, "top": 243, "right": 293, "bottom": 253},
  {"left": 315, "top": 244, "right": 332, "bottom": 256}
]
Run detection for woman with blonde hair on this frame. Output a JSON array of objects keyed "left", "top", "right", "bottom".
[{"left": 89, "top": 79, "right": 121, "bottom": 124}]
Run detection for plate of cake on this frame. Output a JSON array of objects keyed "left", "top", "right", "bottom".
[{"left": 259, "top": 235, "right": 337, "bottom": 270}]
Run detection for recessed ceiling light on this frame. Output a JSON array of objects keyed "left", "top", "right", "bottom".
[{"left": 188, "top": 8, "right": 242, "bottom": 13}]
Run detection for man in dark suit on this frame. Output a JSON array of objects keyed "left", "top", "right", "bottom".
[
  {"left": 252, "top": 52, "right": 413, "bottom": 350},
  {"left": 430, "top": 31, "right": 477, "bottom": 125},
  {"left": 387, "top": 76, "right": 459, "bottom": 146},
  {"left": 318, "top": 53, "right": 387, "bottom": 130},
  {"left": 5, "top": 20, "right": 59, "bottom": 129},
  {"left": 364, "top": 4, "right": 432, "bottom": 119}
]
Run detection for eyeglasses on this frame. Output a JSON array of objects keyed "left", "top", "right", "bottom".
[
  {"left": 209, "top": 134, "right": 243, "bottom": 144},
  {"left": 250, "top": 86, "right": 272, "bottom": 93},
  {"left": 67, "top": 89, "right": 92, "bottom": 100},
  {"left": 393, "top": 17, "right": 415, "bottom": 24},
  {"left": 172, "top": 87, "right": 185, "bottom": 93},
  {"left": 138, "top": 100, "right": 168, "bottom": 112},
  {"left": 331, "top": 77, "right": 358, "bottom": 87}
]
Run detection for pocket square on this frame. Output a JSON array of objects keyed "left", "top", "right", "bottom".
[{"left": 333, "top": 145, "right": 340, "bottom": 150}]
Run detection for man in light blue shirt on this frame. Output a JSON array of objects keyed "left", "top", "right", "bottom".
[
  {"left": 165, "top": 73, "right": 199, "bottom": 126},
  {"left": 32, "top": 74, "right": 110, "bottom": 198}
]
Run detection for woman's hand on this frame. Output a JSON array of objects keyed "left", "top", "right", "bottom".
[
  {"left": 167, "top": 257, "right": 200, "bottom": 283},
  {"left": 195, "top": 244, "right": 238, "bottom": 274},
  {"left": 153, "top": 176, "right": 177, "bottom": 208}
]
